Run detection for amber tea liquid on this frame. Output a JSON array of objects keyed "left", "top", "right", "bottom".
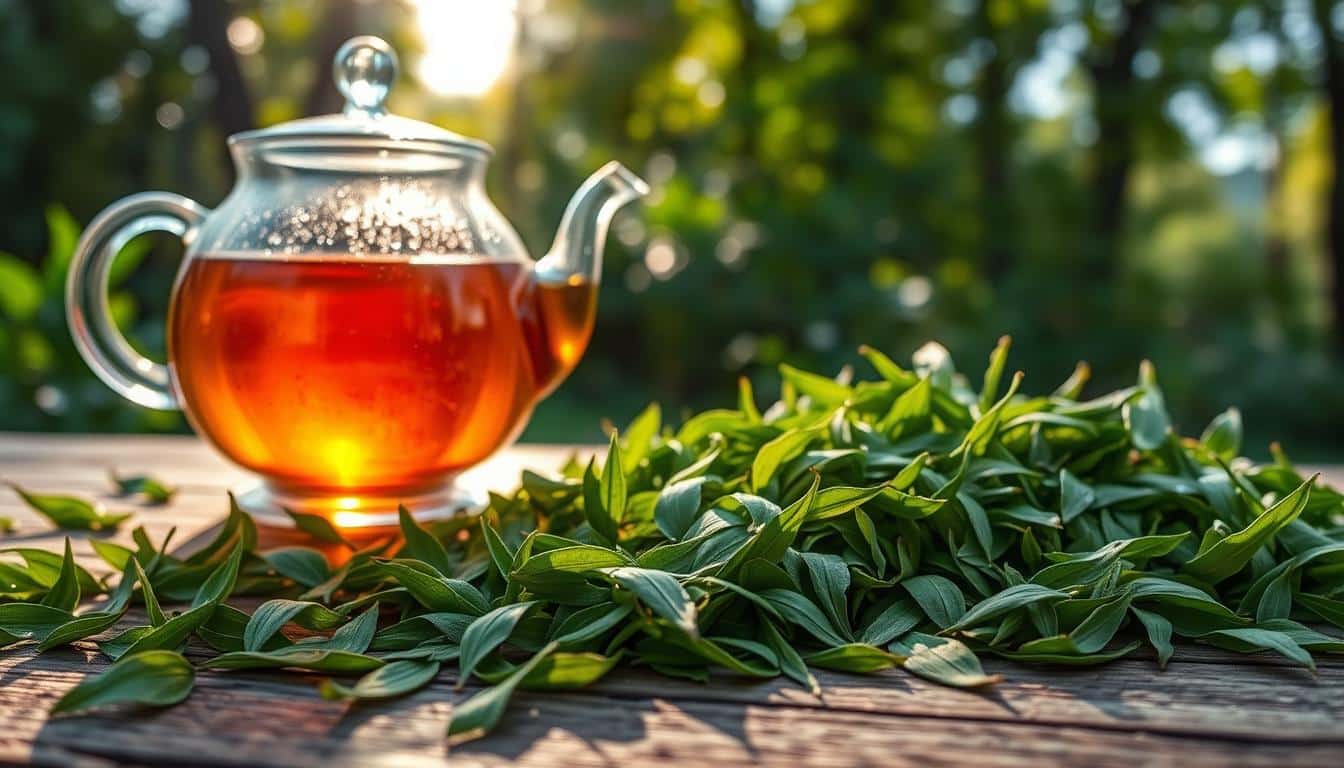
[{"left": 169, "top": 255, "right": 595, "bottom": 499}]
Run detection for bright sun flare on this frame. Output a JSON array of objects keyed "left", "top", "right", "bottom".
[{"left": 412, "top": 0, "right": 520, "bottom": 97}]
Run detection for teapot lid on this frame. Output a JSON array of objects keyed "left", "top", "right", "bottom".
[{"left": 228, "top": 36, "right": 492, "bottom": 166}]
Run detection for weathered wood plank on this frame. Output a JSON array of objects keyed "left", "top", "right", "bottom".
[
  {"left": 2, "top": 654, "right": 1341, "bottom": 768},
  {"left": 3, "top": 631, "right": 1341, "bottom": 752},
  {"left": 4, "top": 432, "right": 1344, "bottom": 767}
]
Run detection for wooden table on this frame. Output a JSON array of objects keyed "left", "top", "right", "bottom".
[{"left": 2, "top": 433, "right": 1342, "bottom": 767}]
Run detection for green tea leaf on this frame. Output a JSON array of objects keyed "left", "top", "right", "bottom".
[
  {"left": 1258, "top": 618, "right": 1344, "bottom": 652},
  {"left": 550, "top": 602, "right": 633, "bottom": 646},
  {"left": 1199, "top": 627, "right": 1315, "bottom": 671},
  {"left": 397, "top": 506, "right": 454, "bottom": 576},
  {"left": 197, "top": 604, "right": 292, "bottom": 654},
  {"left": 513, "top": 545, "right": 632, "bottom": 578},
  {"left": 7, "top": 483, "right": 130, "bottom": 531},
  {"left": 601, "top": 430, "right": 628, "bottom": 529},
  {"left": 799, "top": 551, "right": 852, "bottom": 640},
  {"left": 109, "top": 471, "right": 176, "bottom": 504},
  {"left": 979, "top": 336, "right": 1011, "bottom": 415},
  {"left": 261, "top": 547, "right": 331, "bottom": 588},
  {"left": 804, "top": 643, "right": 903, "bottom": 672},
  {"left": 806, "top": 483, "right": 888, "bottom": 522},
  {"left": 894, "top": 632, "right": 1000, "bottom": 688},
  {"left": 448, "top": 641, "right": 558, "bottom": 743},
  {"left": 1200, "top": 408, "right": 1242, "bottom": 462},
  {"left": 582, "top": 458, "right": 619, "bottom": 546},
  {"left": 946, "top": 583, "right": 1069, "bottom": 633},
  {"left": 620, "top": 403, "right": 662, "bottom": 469},
  {"left": 654, "top": 476, "right": 712, "bottom": 541},
  {"left": 119, "top": 603, "right": 215, "bottom": 659},
  {"left": 1032, "top": 533, "right": 1188, "bottom": 589},
  {"left": 371, "top": 612, "right": 474, "bottom": 651},
  {"left": 36, "top": 561, "right": 135, "bottom": 652},
  {"left": 320, "top": 659, "right": 440, "bottom": 701},
  {"left": 40, "top": 539, "right": 81, "bottom": 612},
  {"left": 1016, "top": 594, "right": 1131, "bottom": 655},
  {"left": 51, "top": 650, "right": 194, "bottom": 715},
  {"left": 284, "top": 509, "right": 353, "bottom": 548},
  {"left": 1298, "top": 593, "right": 1344, "bottom": 630},
  {"left": 761, "top": 618, "right": 819, "bottom": 695},
  {"left": 957, "top": 371, "right": 1023, "bottom": 456},
  {"left": 1254, "top": 568, "right": 1295, "bottom": 623},
  {"left": 1131, "top": 606, "right": 1174, "bottom": 669},
  {"left": 780, "top": 364, "right": 852, "bottom": 407},
  {"left": 517, "top": 651, "right": 621, "bottom": 690},
  {"left": 458, "top": 601, "right": 540, "bottom": 686},
  {"left": 190, "top": 544, "right": 244, "bottom": 609},
  {"left": 760, "top": 588, "right": 848, "bottom": 647},
  {"left": 12, "top": 337, "right": 1344, "bottom": 732},
  {"left": 1058, "top": 469, "right": 1095, "bottom": 525},
  {"left": 0, "top": 602, "right": 75, "bottom": 641},
  {"left": 202, "top": 648, "right": 384, "bottom": 673},
  {"left": 36, "top": 610, "right": 125, "bottom": 652},
  {"left": 1124, "top": 361, "right": 1171, "bottom": 451},
  {"left": 718, "top": 475, "right": 819, "bottom": 578},
  {"left": 134, "top": 560, "right": 166, "bottom": 627},
  {"left": 1182, "top": 476, "right": 1313, "bottom": 585},
  {"left": 244, "top": 600, "right": 347, "bottom": 651},
  {"left": 373, "top": 560, "right": 489, "bottom": 615},
  {"left": 993, "top": 640, "right": 1141, "bottom": 665},
  {"left": 600, "top": 567, "right": 698, "bottom": 637},
  {"left": 860, "top": 599, "right": 923, "bottom": 646},
  {"left": 739, "top": 377, "right": 763, "bottom": 422},
  {"left": 752, "top": 427, "right": 820, "bottom": 493},
  {"left": 301, "top": 603, "right": 380, "bottom": 653},
  {"left": 900, "top": 575, "right": 966, "bottom": 629}
]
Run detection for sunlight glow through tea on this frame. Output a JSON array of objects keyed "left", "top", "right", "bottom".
[{"left": 168, "top": 255, "right": 595, "bottom": 498}]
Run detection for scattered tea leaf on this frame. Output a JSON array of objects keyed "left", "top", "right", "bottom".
[
  {"left": 51, "top": 650, "right": 194, "bottom": 715},
  {"left": 39, "top": 539, "right": 81, "bottom": 612},
  {"left": 284, "top": 508, "right": 353, "bottom": 548},
  {"left": 202, "top": 648, "right": 385, "bottom": 673},
  {"left": 457, "top": 601, "right": 539, "bottom": 687},
  {"left": 320, "top": 659, "right": 441, "bottom": 701},
  {"left": 894, "top": 632, "right": 1000, "bottom": 688},
  {"left": 109, "top": 470, "right": 176, "bottom": 504},
  {"left": 448, "top": 641, "right": 558, "bottom": 743},
  {"left": 6, "top": 483, "right": 129, "bottom": 531}
]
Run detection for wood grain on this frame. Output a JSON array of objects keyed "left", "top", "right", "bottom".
[{"left": 2, "top": 433, "right": 1343, "bottom": 767}]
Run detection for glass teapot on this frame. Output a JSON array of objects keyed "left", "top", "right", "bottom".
[{"left": 67, "top": 37, "right": 648, "bottom": 527}]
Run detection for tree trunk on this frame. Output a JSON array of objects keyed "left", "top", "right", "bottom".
[
  {"left": 1312, "top": 0, "right": 1344, "bottom": 355},
  {"left": 187, "top": 0, "right": 254, "bottom": 179},
  {"left": 1263, "top": 3, "right": 1294, "bottom": 336},
  {"left": 1086, "top": 0, "right": 1157, "bottom": 283},
  {"left": 303, "top": 0, "right": 360, "bottom": 117},
  {"left": 976, "top": 1, "right": 1012, "bottom": 281}
]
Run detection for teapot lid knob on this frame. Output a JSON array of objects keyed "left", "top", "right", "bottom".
[{"left": 334, "top": 36, "right": 398, "bottom": 117}]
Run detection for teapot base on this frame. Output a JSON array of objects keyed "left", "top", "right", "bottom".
[{"left": 234, "top": 480, "right": 487, "bottom": 530}]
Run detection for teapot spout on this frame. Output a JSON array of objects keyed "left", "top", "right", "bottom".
[{"left": 537, "top": 161, "right": 650, "bottom": 285}]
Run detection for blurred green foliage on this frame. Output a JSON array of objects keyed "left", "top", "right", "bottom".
[{"left": 3, "top": 0, "right": 1344, "bottom": 458}]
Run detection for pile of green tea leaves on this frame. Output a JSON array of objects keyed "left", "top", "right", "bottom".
[{"left": 4, "top": 338, "right": 1344, "bottom": 743}]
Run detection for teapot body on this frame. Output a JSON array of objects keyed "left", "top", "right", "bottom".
[{"left": 165, "top": 150, "right": 599, "bottom": 520}]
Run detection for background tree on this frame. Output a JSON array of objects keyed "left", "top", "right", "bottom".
[{"left": 4, "top": 0, "right": 1344, "bottom": 457}]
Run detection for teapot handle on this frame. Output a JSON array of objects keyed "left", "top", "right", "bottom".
[{"left": 66, "top": 192, "right": 210, "bottom": 410}]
